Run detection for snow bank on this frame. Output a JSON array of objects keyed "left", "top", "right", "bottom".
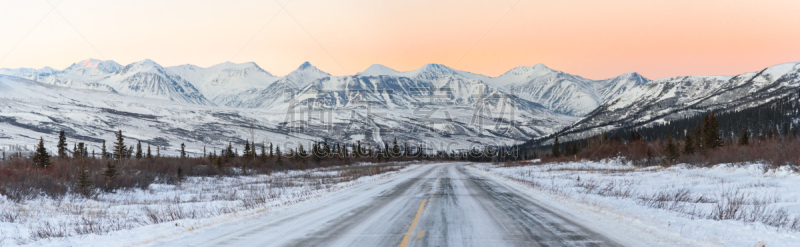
[
  {"left": 473, "top": 160, "right": 800, "bottom": 247},
  {"left": 0, "top": 162, "right": 419, "bottom": 246}
]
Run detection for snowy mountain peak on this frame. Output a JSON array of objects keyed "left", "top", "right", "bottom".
[
  {"left": 417, "top": 63, "right": 456, "bottom": 74},
  {"left": 64, "top": 58, "right": 123, "bottom": 75},
  {"left": 501, "top": 64, "right": 556, "bottom": 78},
  {"left": 298, "top": 61, "right": 313, "bottom": 70},
  {"left": 358, "top": 64, "right": 401, "bottom": 77}
]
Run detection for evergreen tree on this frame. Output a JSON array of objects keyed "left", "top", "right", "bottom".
[
  {"left": 313, "top": 141, "right": 322, "bottom": 164},
  {"left": 694, "top": 122, "right": 703, "bottom": 151},
  {"left": 783, "top": 122, "right": 790, "bottom": 138},
  {"left": 665, "top": 134, "right": 679, "bottom": 162},
  {"left": 298, "top": 144, "right": 307, "bottom": 158},
  {"left": 76, "top": 142, "right": 87, "bottom": 158},
  {"left": 384, "top": 142, "right": 390, "bottom": 161},
  {"left": 739, "top": 127, "right": 749, "bottom": 146},
  {"left": 104, "top": 160, "right": 117, "bottom": 180},
  {"left": 177, "top": 167, "right": 184, "bottom": 183},
  {"left": 244, "top": 140, "right": 251, "bottom": 159},
  {"left": 392, "top": 137, "right": 400, "bottom": 157},
  {"left": 33, "top": 137, "right": 51, "bottom": 168},
  {"left": 136, "top": 141, "right": 143, "bottom": 159},
  {"left": 275, "top": 146, "right": 282, "bottom": 166},
  {"left": 101, "top": 140, "right": 108, "bottom": 159},
  {"left": 181, "top": 143, "right": 186, "bottom": 158},
  {"left": 113, "top": 130, "right": 125, "bottom": 160},
  {"left": 57, "top": 130, "right": 67, "bottom": 158},
  {"left": 703, "top": 112, "right": 721, "bottom": 149},
  {"left": 683, "top": 130, "right": 695, "bottom": 155},
  {"left": 260, "top": 143, "right": 267, "bottom": 162},
  {"left": 127, "top": 145, "right": 134, "bottom": 158},
  {"left": 269, "top": 143, "right": 274, "bottom": 158},
  {"left": 225, "top": 142, "right": 234, "bottom": 159},
  {"left": 77, "top": 162, "right": 92, "bottom": 196},
  {"left": 156, "top": 146, "right": 160, "bottom": 157},
  {"left": 551, "top": 136, "right": 561, "bottom": 157},
  {"left": 147, "top": 145, "right": 153, "bottom": 158}
]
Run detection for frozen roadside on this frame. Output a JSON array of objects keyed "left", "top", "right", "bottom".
[
  {"left": 0, "top": 162, "right": 422, "bottom": 247},
  {"left": 470, "top": 160, "right": 800, "bottom": 247}
]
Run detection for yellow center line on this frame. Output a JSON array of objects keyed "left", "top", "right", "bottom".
[
  {"left": 416, "top": 230, "right": 425, "bottom": 240},
  {"left": 399, "top": 199, "right": 428, "bottom": 247}
]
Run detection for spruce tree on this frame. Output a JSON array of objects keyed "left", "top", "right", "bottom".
[
  {"left": 113, "top": 130, "right": 125, "bottom": 160},
  {"left": 76, "top": 142, "right": 87, "bottom": 158},
  {"left": 57, "top": 130, "right": 67, "bottom": 158},
  {"left": 269, "top": 143, "right": 273, "bottom": 158},
  {"left": 665, "top": 134, "right": 679, "bottom": 162},
  {"left": 136, "top": 141, "right": 143, "bottom": 159},
  {"left": 181, "top": 143, "right": 186, "bottom": 158},
  {"left": 260, "top": 143, "right": 266, "bottom": 162},
  {"left": 177, "top": 167, "right": 184, "bottom": 183},
  {"left": 77, "top": 162, "right": 92, "bottom": 196},
  {"left": 225, "top": 143, "right": 234, "bottom": 159},
  {"left": 694, "top": 122, "right": 703, "bottom": 151},
  {"left": 783, "top": 122, "right": 790, "bottom": 138},
  {"left": 739, "top": 127, "right": 749, "bottom": 146},
  {"left": 101, "top": 140, "right": 108, "bottom": 159},
  {"left": 33, "top": 137, "right": 51, "bottom": 168},
  {"left": 244, "top": 140, "right": 251, "bottom": 159},
  {"left": 156, "top": 146, "right": 160, "bottom": 157},
  {"left": 147, "top": 145, "right": 152, "bottom": 158},
  {"left": 275, "top": 146, "right": 282, "bottom": 166},
  {"left": 551, "top": 136, "right": 561, "bottom": 158},
  {"left": 392, "top": 137, "right": 400, "bottom": 157},
  {"left": 706, "top": 112, "right": 721, "bottom": 149},
  {"left": 683, "top": 130, "right": 695, "bottom": 155},
  {"left": 104, "top": 160, "right": 117, "bottom": 180}
]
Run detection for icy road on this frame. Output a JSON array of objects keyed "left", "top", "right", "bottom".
[{"left": 154, "top": 163, "right": 622, "bottom": 247}]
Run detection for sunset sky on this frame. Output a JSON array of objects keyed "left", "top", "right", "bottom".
[{"left": 1, "top": 0, "right": 799, "bottom": 80}]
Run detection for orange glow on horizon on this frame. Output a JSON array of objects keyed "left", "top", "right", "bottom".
[{"left": 1, "top": 0, "right": 799, "bottom": 80}]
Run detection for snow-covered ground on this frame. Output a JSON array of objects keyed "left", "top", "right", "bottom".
[
  {"left": 472, "top": 160, "right": 800, "bottom": 246},
  {"left": 0, "top": 162, "right": 420, "bottom": 246}
]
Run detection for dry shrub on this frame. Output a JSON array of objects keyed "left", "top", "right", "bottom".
[{"left": 0, "top": 153, "right": 423, "bottom": 200}]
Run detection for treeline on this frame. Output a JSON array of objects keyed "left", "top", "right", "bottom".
[
  {"left": 4, "top": 130, "right": 522, "bottom": 200},
  {"left": 524, "top": 93, "right": 800, "bottom": 167}
]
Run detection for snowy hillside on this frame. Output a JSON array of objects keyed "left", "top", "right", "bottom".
[
  {"left": 0, "top": 74, "right": 573, "bottom": 155},
  {"left": 357, "top": 63, "right": 649, "bottom": 116},
  {"left": 536, "top": 62, "right": 800, "bottom": 144},
  {"left": 214, "top": 62, "right": 331, "bottom": 108},
  {"left": 100, "top": 59, "right": 212, "bottom": 105},
  {"left": 0, "top": 58, "right": 211, "bottom": 104},
  {"left": 167, "top": 62, "right": 279, "bottom": 100}
]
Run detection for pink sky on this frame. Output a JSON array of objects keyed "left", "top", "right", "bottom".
[{"left": 1, "top": 0, "right": 799, "bottom": 80}]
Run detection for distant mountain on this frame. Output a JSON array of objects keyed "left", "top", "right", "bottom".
[
  {"left": 63, "top": 58, "right": 123, "bottom": 76},
  {"left": 100, "top": 59, "right": 212, "bottom": 105},
  {"left": 355, "top": 63, "right": 649, "bottom": 116},
  {"left": 0, "top": 58, "right": 211, "bottom": 104},
  {"left": 167, "top": 62, "right": 279, "bottom": 100},
  {"left": 216, "top": 62, "right": 331, "bottom": 108},
  {"left": 529, "top": 62, "right": 800, "bottom": 145}
]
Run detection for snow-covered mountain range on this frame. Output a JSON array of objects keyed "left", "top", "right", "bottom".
[
  {"left": 21, "top": 57, "right": 799, "bottom": 153},
  {"left": 531, "top": 62, "right": 800, "bottom": 145}
]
